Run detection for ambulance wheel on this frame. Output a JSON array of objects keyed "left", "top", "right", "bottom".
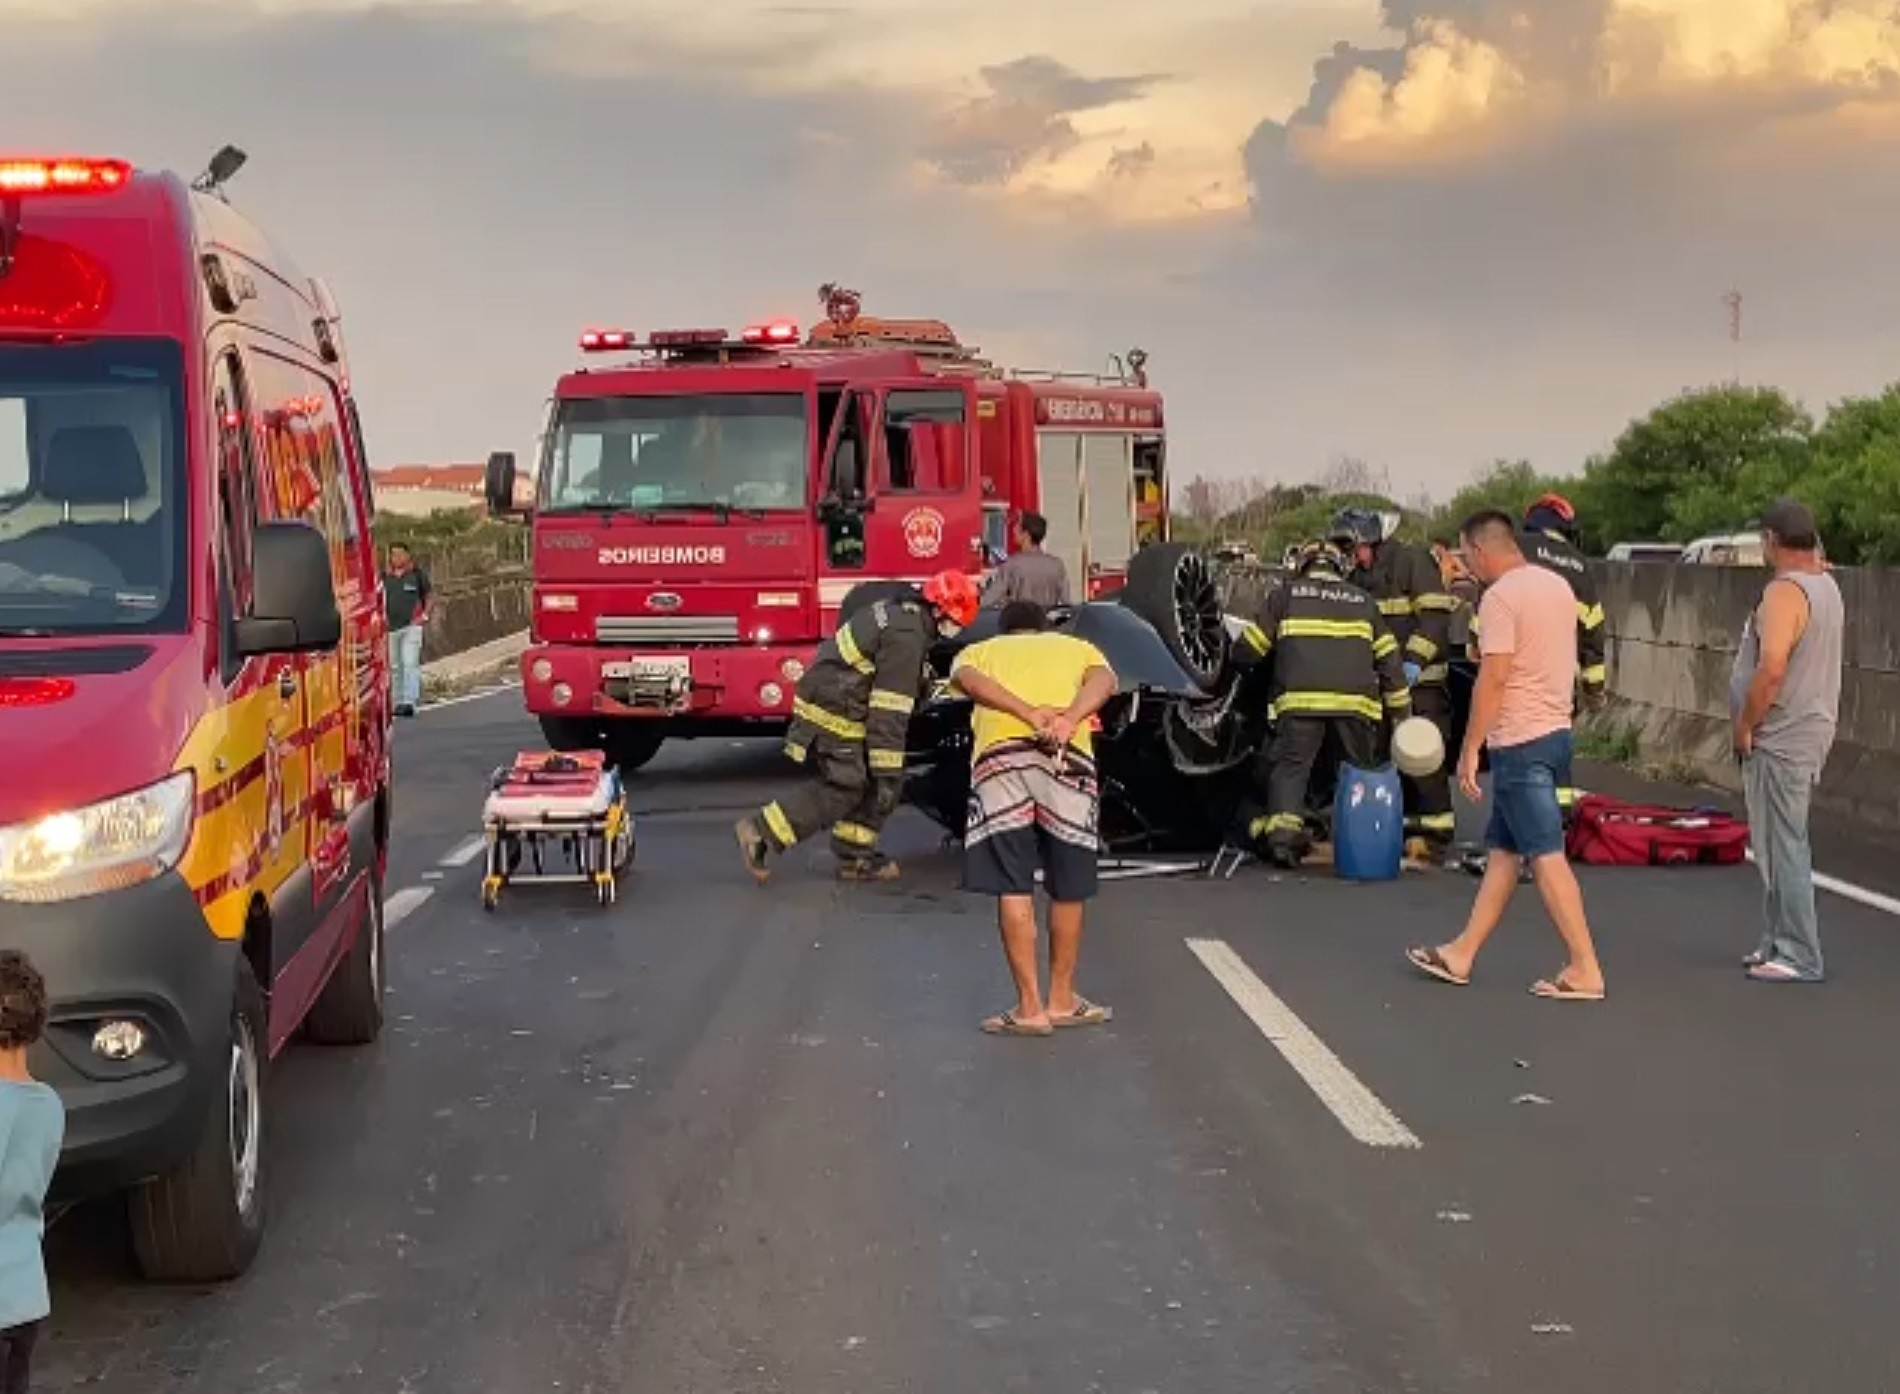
[
  {"left": 130, "top": 958, "right": 267, "bottom": 1282},
  {"left": 1119, "top": 542, "right": 1227, "bottom": 691},
  {"left": 304, "top": 868, "right": 386, "bottom": 1046}
]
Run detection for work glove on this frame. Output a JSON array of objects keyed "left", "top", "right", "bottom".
[
  {"left": 1403, "top": 662, "right": 1422, "bottom": 686},
  {"left": 872, "top": 776, "right": 904, "bottom": 820}
]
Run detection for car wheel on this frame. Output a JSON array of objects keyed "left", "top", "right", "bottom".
[
  {"left": 304, "top": 868, "right": 386, "bottom": 1046},
  {"left": 1118, "top": 542, "right": 1228, "bottom": 690},
  {"left": 606, "top": 726, "right": 664, "bottom": 771},
  {"left": 130, "top": 958, "right": 267, "bottom": 1282},
  {"left": 538, "top": 715, "right": 596, "bottom": 751}
]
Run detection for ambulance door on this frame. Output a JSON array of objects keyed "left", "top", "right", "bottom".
[
  {"left": 217, "top": 348, "right": 317, "bottom": 1021},
  {"left": 863, "top": 382, "right": 982, "bottom": 582}
]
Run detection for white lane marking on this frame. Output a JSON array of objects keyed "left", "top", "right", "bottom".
[
  {"left": 1186, "top": 937, "right": 1421, "bottom": 1150},
  {"left": 385, "top": 886, "right": 433, "bottom": 929},
  {"left": 1744, "top": 849, "right": 1900, "bottom": 918},
  {"left": 442, "top": 836, "right": 487, "bottom": 867},
  {"left": 419, "top": 681, "right": 521, "bottom": 715}
]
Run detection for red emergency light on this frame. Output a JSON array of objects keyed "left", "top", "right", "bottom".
[
  {"left": 742, "top": 319, "right": 800, "bottom": 346},
  {"left": 649, "top": 328, "right": 728, "bottom": 348},
  {"left": 0, "top": 158, "right": 132, "bottom": 196},
  {"left": 579, "top": 329, "right": 634, "bottom": 352}
]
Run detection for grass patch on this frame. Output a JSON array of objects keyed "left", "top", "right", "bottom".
[{"left": 1575, "top": 719, "right": 1643, "bottom": 766}]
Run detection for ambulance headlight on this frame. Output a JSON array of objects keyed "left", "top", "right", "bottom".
[{"left": 0, "top": 772, "right": 195, "bottom": 904}]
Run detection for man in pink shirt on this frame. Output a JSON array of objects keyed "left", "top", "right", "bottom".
[{"left": 1407, "top": 511, "right": 1607, "bottom": 1001}]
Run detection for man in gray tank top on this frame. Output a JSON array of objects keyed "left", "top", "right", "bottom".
[
  {"left": 981, "top": 512, "right": 1071, "bottom": 612},
  {"left": 1729, "top": 498, "right": 1844, "bottom": 983}
]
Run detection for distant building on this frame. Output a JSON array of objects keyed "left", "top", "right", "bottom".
[{"left": 372, "top": 464, "right": 487, "bottom": 517}]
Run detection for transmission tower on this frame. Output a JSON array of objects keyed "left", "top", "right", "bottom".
[{"left": 1723, "top": 288, "right": 1743, "bottom": 385}]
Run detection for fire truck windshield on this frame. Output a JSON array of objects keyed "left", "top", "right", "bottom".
[{"left": 541, "top": 392, "right": 807, "bottom": 515}]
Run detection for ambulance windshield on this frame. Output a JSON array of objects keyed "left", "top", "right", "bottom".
[
  {"left": 0, "top": 340, "right": 187, "bottom": 637},
  {"left": 542, "top": 393, "right": 808, "bottom": 514}
]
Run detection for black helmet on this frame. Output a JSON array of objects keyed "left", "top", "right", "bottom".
[
  {"left": 1293, "top": 539, "right": 1348, "bottom": 577},
  {"left": 1327, "top": 507, "right": 1382, "bottom": 549}
]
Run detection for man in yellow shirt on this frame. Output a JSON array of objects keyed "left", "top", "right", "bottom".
[{"left": 950, "top": 602, "right": 1118, "bottom": 1038}]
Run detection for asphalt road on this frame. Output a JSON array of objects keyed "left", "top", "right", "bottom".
[{"left": 38, "top": 687, "right": 1900, "bottom": 1393}]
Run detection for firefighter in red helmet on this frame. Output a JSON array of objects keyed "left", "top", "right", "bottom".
[{"left": 736, "top": 569, "right": 980, "bottom": 883}]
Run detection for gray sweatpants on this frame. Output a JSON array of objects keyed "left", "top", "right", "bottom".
[{"left": 1742, "top": 749, "right": 1825, "bottom": 978}]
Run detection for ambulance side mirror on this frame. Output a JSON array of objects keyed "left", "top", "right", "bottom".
[{"left": 235, "top": 522, "right": 342, "bottom": 656}]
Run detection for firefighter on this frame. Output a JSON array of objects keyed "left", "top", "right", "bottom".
[
  {"left": 735, "top": 569, "right": 981, "bottom": 883},
  {"left": 1232, "top": 540, "right": 1412, "bottom": 868},
  {"left": 1329, "top": 507, "right": 1460, "bottom": 856},
  {"left": 1517, "top": 492, "right": 1608, "bottom": 817}
]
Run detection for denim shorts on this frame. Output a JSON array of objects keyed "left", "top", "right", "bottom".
[{"left": 1485, "top": 728, "right": 1573, "bottom": 860}]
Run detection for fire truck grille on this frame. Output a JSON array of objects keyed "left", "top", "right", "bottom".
[{"left": 596, "top": 615, "right": 742, "bottom": 645}]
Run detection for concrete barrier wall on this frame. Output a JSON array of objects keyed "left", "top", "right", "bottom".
[{"left": 1594, "top": 563, "right": 1900, "bottom": 832}]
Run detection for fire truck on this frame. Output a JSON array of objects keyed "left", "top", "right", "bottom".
[{"left": 486, "top": 289, "right": 1168, "bottom": 768}]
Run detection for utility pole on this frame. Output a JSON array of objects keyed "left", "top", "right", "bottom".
[{"left": 1723, "top": 288, "right": 1743, "bottom": 385}]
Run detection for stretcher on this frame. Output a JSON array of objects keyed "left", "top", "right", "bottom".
[{"left": 480, "top": 750, "right": 634, "bottom": 910}]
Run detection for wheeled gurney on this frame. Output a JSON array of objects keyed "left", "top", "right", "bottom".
[{"left": 480, "top": 750, "right": 634, "bottom": 909}]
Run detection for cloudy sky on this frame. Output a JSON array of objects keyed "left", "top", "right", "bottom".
[{"left": 6, "top": 0, "right": 1900, "bottom": 499}]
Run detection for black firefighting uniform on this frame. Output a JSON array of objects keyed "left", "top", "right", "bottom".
[
  {"left": 1234, "top": 568, "right": 1412, "bottom": 862},
  {"left": 756, "top": 592, "right": 932, "bottom": 865},
  {"left": 1468, "top": 529, "right": 1608, "bottom": 815},
  {"left": 1353, "top": 539, "right": 1459, "bottom": 846}
]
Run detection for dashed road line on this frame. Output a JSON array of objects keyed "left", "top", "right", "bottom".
[
  {"left": 1744, "top": 850, "right": 1900, "bottom": 919},
  {"left": 418, "top": 681, "right": 521, "bottom": 715},
  {"left": 385, "top": 886, "right": 434, "bottom": 929},
  {"left": 1186, "top": 937, "right": 1421, "bottom": 1150},
  {"left": 442, "top": 835, "right": 487, "bottom": 867}
]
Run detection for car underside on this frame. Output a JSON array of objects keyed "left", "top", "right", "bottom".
[{"left": 901, "top": 544, "right": 1475, "bottom": 854}]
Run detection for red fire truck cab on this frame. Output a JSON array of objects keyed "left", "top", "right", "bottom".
[{"left": 489, "top": 301, "right": 1167, "bottom": 768}]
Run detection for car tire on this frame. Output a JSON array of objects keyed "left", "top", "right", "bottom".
[
  {"left": 130, "top": 957, "right": 268, "bottom": 1282},
  {"left": 303, "top": 869, "right": 386, "bottom": 1046},
  {"left": 606, "top": 726, "right": 664, "bottom": 771},
  {"left": 538, "top": 715, "right": 596, "bottom": 751},
  {"left": 1118, "top": 542, "right": 1228, "bottom": 690}
]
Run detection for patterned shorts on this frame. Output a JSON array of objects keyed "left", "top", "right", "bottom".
[{"left": 962, "top": 738, "right": 1101, "bottom": 902}]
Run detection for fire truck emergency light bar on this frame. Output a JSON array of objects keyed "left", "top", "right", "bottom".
[{"left": 579, "top": 321, "right": 804, "bottom": 353}]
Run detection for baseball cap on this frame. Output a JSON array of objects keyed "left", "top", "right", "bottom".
[{"left": 1758, "top": 498, "right": 1819, "bottom": 547}]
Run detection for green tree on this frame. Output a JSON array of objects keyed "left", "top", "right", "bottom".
[
  {"left": 1428, "top": 459, "right": 1569, "bottom": 541},
  {"left": 1806, "top": 386, "right": 1900, "bottom": 564},
  {"left": 1574, "top": 385, "right": 1812, "bottom": 550}
]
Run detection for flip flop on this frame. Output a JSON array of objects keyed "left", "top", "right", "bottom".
[
  {"left": 981, "top": 1010, "right": 1053, "bottom": 1037},
  {"left": 1746, "top": 960, "right": 1824, "bottom": 984},
  {"left": 1406, "top": 946, "right": 1470, "bottom": 987},
  {"left": 1529, "top": 976, "right": 1606, "bottom": 1002},
  {"left": 1050, "top": 998, "right": 1113, "bottom": 1028}
]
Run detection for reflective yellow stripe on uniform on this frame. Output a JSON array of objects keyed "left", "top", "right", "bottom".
[
  {"left": 1415, "top": 593, "right": 1461, "bottom": 612},
  {"left": 833, "top": 821, "right": 877, "bottom": 846},
  {"left": 1580, "top": 664, "right": 1607, "bottom": 687},
  {"left": 868, "top": 748, "right": 905, "bottom": 771},
  {"left": 1577, "top": 602, "right": 1606, "bottom": 630},
  {"left": 1270, "top": 691, "right": 1383, "bottom": 722},
  {"left": 1384, "top": 689, "right": 1413, "bottom": 710},
  {"left": 792, "top": 698, "right": 865, "bottom": 741},
  {"left": 784, "top": 741, "right": 809, "bottom": 764},
  {"left": 1279, "top": 618, "right": 1374, "bottom": 642},
  {"left": 1418, "top": 813, "right": 1457, "bottom": 833},
  {"left": 1556, "top": 787, "right": 1579, "bottom": 808},
  {"left": 1239, "top": 623, "right": 1272, "bottom": 657},
  {"left": 1373, "top": 634, "right": 1399, "bottom": 659},
  {"left": 834, "top": 625, "right": 875, "bottom": 675},
  {"left": 1405, "top": 634, "right": 1440, "bottom": 663},
  {"left": 1250, "top": 812, "right": 1306, "bottom": 839},
  {"left": 1414, "top": 663, "right": 1449, "bottom": 684},
  {"left": 1378, "top": 597, "right": 1414, "bottom": 617},
  {"left": 868, "top": 689, "right": 914, "bottom": 715},
  {"left": 763, "top": 802, "right": 796, "bottom": 846}
]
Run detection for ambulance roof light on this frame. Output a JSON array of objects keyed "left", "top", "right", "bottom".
[
  {"left": 580, "top": 329, "right": 635, "bottom": 352},
  {"left": 0, "top": 158, "right": 132, "bottom": 196},
  {"left": 742, "top": 319, "right": 800, "bottom": 346}
]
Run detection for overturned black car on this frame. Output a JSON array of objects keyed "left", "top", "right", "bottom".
[{"left": 900, "top": 544, "right": 1475, "bottom": 853}]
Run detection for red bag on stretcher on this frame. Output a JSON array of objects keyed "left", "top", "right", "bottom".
[{"left": 1564, "top": 794, "right": 1750, "bottom": 867}]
